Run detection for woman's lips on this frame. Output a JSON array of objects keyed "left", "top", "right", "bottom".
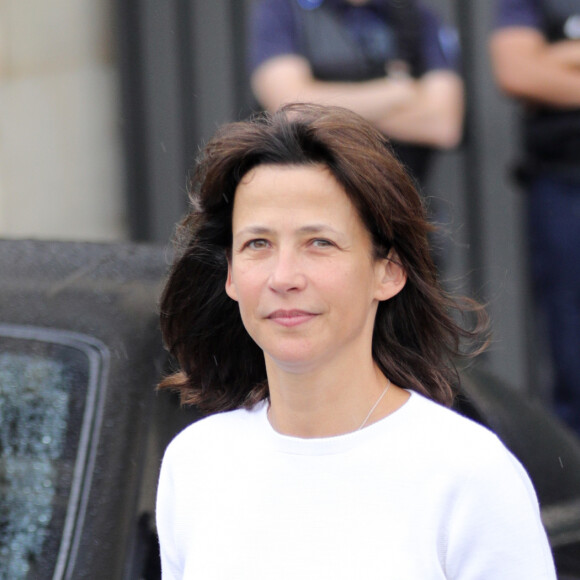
[{"left": 267, "top": 309, "right": 317, "bottom": 327}]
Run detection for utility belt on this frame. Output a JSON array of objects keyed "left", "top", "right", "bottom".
[{"left": 523, "top": 108, "right": 580, "bottom": 167}]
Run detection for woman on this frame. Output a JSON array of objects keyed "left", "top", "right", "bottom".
[{"left": 156, "top": 103, "right": 555, "bottom": 578}]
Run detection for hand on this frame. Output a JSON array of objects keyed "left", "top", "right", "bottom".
[{"left": 548, "top": 39, "right": 580, "bottom": 69}]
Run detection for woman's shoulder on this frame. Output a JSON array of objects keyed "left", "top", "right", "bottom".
[
  {"left": 163, "top": 401, "right": 268, "bottom": 458},
  {"left": 405, "top": 391, "right": 521, "bottom": 470},
  {"left": 408, "top": 392, "right": 538, "bottom": 502}
]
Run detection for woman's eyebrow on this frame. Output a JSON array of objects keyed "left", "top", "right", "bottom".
[
  {"left": 234, "top": 226, "right": 273, "bottom": 237},
  {"left": 297, "top": 224, "right": 341, "bottom": 235},
  {"left": 298, "top": 225, "right": 349, "bottom": 244}
]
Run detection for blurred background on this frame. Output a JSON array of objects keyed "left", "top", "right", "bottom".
[
  {"left": 6, "top": 2, "right": 580, "bottom": 576},
  {"left": 0, "top": 0, "right": 543, "bottom": 399}
]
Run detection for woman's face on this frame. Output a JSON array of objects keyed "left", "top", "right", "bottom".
[{"left": 225, "top": 164, "right": 405, "bottom": 373}]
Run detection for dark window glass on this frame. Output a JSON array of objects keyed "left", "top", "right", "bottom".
[{"left": 0, "top": 325, "right": 108, "bottom": 580}]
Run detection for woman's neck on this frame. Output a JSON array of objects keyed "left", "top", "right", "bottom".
[{"left": 264, "top": 355, "right": 402, "bottom": 438}]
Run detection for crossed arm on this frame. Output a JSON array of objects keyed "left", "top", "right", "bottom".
[
  {"left": 490, "top": 27, "right": 580, "bottom": 108},
  {"left": 251, "top": 54, "right": 464, "bottom": 149}
]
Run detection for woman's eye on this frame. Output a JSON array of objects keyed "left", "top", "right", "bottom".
[
  {"left": 312, "top": 239, "right": 334, "bottom": 248},
  {"left": 246, "top": 239, "right": 269, "bottom": 250}
]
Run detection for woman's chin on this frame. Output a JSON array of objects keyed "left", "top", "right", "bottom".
[{"left": 264, "top": 347, "right": 323, "bottom": 374}]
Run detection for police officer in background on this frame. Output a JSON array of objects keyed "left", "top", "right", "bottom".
[
  {"left": 247, "top": 0, "right": 464, "bottom": 186},
  {"left": 490, "top": 0, "right": 580, "bottom": 437}
]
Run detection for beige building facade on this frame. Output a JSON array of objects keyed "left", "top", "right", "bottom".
[{"left": 0, "top": 0, "right": 126, "bottom": 240}]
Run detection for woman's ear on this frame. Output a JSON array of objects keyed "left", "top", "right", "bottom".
[
  {"left": 374, "top": 250, "right": 407, "bottom": 301},
  {"left": 225, "top": 260, "right": 239, "bottom": 302}
]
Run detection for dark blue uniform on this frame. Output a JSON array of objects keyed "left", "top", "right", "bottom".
[
  {"left": 495, "top": 0, "right": 580, "bottom": 437},
  {"left": 248, "top": 0, "right": 459, "bottom": 184}
]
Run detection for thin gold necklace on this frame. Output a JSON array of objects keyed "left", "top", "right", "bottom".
[{"left": 357, "top": 379, "right": 391, "bottom": 431}]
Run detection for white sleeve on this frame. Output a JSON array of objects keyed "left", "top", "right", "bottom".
[
  {"left": 156, "top": 445, "right": 184, "bottom": 580},
  {"left": 444, "top": 437, "right": 557, "bottom": 579}
]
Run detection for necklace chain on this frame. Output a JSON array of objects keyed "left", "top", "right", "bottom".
[{"left": 357, "top": 379, "right": 390, "bottom": 431}]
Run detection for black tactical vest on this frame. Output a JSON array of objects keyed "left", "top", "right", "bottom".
[
  {"left": 523, "top": 0, "right": 580, "bottom": 173},
  {"left": 289, "top": 0, "right": 432, "bottom": 184},
  {"left": 538, "top": 0, "right": 580, "bottom": 41}
]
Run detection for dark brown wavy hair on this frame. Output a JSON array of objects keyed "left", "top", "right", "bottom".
[{"left": 159, "top": 103, "right": 488, "bottom": 413}]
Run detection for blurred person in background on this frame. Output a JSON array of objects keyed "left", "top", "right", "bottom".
[
  {"left": 247, "top": 0, "right": 464, "bottom": 187},
  {"left": 490, "top": 0, "right": 580, "bottom": 437}
]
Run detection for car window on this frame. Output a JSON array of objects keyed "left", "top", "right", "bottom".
[{"left": 0, "top": 324, "right": 108, "bottom": 580}]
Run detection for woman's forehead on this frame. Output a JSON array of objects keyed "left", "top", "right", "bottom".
[
  {"left": 231, "top": 164, "right": 367, "bottom": 235},
  {"left": 234, "top": 164, "right": 347, "bottom": 205}
]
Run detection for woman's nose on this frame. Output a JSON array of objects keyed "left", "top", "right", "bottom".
[{"left": 267, "top": 248, "right": 306, "bottom": 293}]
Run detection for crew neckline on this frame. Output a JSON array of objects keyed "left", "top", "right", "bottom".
[{"left": 252, "top": 389, "right": 418, "bottom": 456}]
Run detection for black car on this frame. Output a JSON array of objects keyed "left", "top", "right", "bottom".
[{"left": 1, "top": 239, "right": 579, "bottom": 579}]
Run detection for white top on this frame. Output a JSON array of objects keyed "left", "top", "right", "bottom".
[{"left": 156, "top": 391, "right": 556, "bottom": 579}]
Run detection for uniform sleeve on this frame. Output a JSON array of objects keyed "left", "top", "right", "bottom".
[
  {"left": 247, "top": 0, "right": 299, "bottom": 74},
  {"left": 444, "top": 438, "right": 557, "bottom": 579},
  {"left": 417, "top": 7, "right": 460, "bottom": 72},
  {"left": 156, "top": 446, "right": 184, "bottom": 580},
  {"left": 494, "top": 0, "right": 543, "bottom": 30}
]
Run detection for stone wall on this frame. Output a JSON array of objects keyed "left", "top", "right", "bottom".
[{"left": 0, "top": 0, "right": 126, "bottom": 240}]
